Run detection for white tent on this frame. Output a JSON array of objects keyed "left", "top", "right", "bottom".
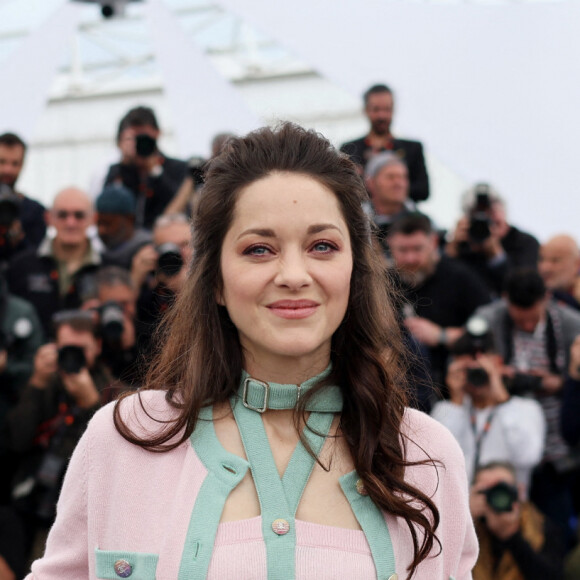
[{"left": 1, "top": 0, "right": 578, "bottom": 239}]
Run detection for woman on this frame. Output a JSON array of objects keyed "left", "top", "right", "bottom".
[{"left": 27, "top": 123, "right": 477, "bottom": 579}]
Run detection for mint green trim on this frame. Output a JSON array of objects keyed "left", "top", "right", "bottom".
[
  {"left": 239, "top": 366, "right": 343, "bottom": 412},
  {"left": 95, "top": 549, "right": 158, "bottom": 580},
  {"left": 232, "top": 401, "right": 296, "bottom": 579},
  {"left": 282, "top": 412, "right": 334, "bottom": 510},
  {"left": 179, "top": 407, "right": 249, "bottom": 580},
  {"left": 340, "top": 471, "right": 396, "bottom": 580},
  {"left": 232, "top": 400, "right": 335, "bottom": 580}
]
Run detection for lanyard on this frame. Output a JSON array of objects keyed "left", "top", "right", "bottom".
[{"left": 469, "top": 405, "right": 497, "bottom": 472}]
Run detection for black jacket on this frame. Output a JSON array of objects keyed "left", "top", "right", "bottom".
[
  {"left": 104, "top": 155, "right": 188, "bottom": 230},
  {"left": 340, "top": 135, "right": 429, "bottom": 202},
  {"left": 5, "top": 243, "right": 101, "bottom": 338}
]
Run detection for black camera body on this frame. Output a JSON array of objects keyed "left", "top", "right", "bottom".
[
  {"left": 468, "top": 184, "right": 492, "bottom": 244},
  {"left": 480, "top": 481, "right": 519, "bottom": 513},
  {"left": 156, "top": 242, "right": 184, "bottom": 277},
  {"left": 0, "top": 184, "right": 20, "bottom": 227},
  {"left": 135, "top": 134, "right": 157, "bottom": 158},
  {"left": 99, "top": 301, "right": 125, "bottom": 343},
  {"left": 506, "top": 372, "right": 543, "bottom": 396},
  {"left": 452, "top": 316, "right": 495, "bottom": 388},
  {"left": 57, "top": 345, "right": 87, "bottom": 374}
]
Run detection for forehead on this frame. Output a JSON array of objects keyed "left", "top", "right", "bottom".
[
  {"left": 366, "top": 92, "right": 393, "bottom": 108},
  {"left": 53, "top": 190, "right": 91, "bottom": 211},
  {"left": 376, "top": 162, "right": 407, "bottom": 177},
  {"left": 0, "top": 144, "right": 24, "bottom": 160},
  {"left": 97, "top": 213, "right": 126, "bottom": 224},
  {"left": 99, "top": 283, "right": 134, "bottom": 301},
  {"left": 389, "top": 231, "right": 430, "bottom": 247},
  {"left": 230, "top": 172, "right": 347, "bottom": 232},
  {"left": 541, "top": 239, "right": 578, "bottom": 260},
  {"left": 475, "top": 466, "right": 515, "bottom": 487},
  {"left": 154, "top": 222, "right": 191, "bottom": 244},
  {"left": 57, "top": 323, "right": 95, "bottom": 344}
]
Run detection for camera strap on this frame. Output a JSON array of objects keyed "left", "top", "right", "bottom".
[
  {"left": 470, "top": 405, "right": 498, "bottom": 472},
  {"left": 503, "top": 310, "right": 560, "bottom": 375}
]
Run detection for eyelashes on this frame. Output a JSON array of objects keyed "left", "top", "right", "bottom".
[{"left": 242, "top": 240, "right": 340, "bottom": 256}]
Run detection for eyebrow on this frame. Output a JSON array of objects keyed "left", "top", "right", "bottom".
[{"left": 237, "top": 223, "right": 343, "bottom": 240}]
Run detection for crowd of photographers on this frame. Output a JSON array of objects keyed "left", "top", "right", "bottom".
[{"left": 0, "top": 89, "right": 578, "bottom": 578}]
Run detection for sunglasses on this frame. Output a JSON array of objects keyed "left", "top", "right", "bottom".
[{"left": 55, "top": 210, "right": 88, "bottom": 221}]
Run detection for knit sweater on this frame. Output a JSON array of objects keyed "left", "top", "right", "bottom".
[{"left": 27, "top": 390, "right": 478, "bottom": 579}]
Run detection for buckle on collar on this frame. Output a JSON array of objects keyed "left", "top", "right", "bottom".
[{"left": 242, "top": 378, "right": 270, "bottom": 413}]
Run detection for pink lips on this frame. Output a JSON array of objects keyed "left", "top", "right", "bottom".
[{"left": 267, "top": 299, "right": 319, "bottom": 319}]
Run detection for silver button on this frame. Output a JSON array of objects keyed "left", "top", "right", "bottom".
[
  {"left": 113, "top": 559, "right": 133, "bottom": 578},
  {"left": 272, "top": 518, "right": 290, "bottom": 535}
]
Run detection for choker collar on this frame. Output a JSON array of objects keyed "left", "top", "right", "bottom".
[{"left": 238, "top": 366, "right": 343, "bottom": 413}]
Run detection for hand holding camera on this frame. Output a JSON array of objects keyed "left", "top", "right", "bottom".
[
  {"left": 61, "top": 366, "right": 99, "bottom": 409},
  {"left": 119, "top": 128, "right": 162, "bottom": 174},
  {"left": 29, "top": 343, "right": 59, "bottom": 389},
  {"left": 470, "top": 480, "right": 521, "bottom": 540}
]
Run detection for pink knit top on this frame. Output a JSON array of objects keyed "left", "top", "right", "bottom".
[{"left": 27, "top": 390, "right": 478, "bottom": 579}]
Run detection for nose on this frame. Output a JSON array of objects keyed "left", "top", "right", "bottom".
[{"left": 274, "top": 250, "right": 312, "bottom": 289}]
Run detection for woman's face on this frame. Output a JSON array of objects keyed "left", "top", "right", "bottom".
[{"left": 219, "top": 172, "right": 353, "bottom": 372}]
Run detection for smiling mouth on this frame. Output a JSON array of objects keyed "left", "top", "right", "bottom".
[{"left": 267, "top": 300, "right": 319, "bottom": 320}]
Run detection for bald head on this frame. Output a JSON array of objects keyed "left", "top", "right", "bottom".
[
  {"left": 48, "top": 187, "right": 94, "bottom": 248},
  {"left": 538, "top": 234, "right": 580, "bottom": 292}
]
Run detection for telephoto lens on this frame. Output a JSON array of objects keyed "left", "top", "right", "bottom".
[
  {"left": 100, "top": 301, "right": 125, "bottom": 343},
  {"left": 57, "top": 345, "right": 87, "bottom": 374},
  {"left": 156, "top": 243, "right": 183, "bottom": 277},
  {"left": 480, "top": 481, "right": 519, "bottom": 513}
]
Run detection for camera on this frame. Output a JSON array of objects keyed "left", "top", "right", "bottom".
[
  {"left": 99, "top": 301, "right": 125, "bottom": 343},
  {"left": 468, "top": 184, "right": 492, "bottom": 244},
  {"left": 156, "top": 243, "right": 184, "bottom": 277},
  {"left": 187, "top": 156, "right": 207, "bottom": 188},
  {"left": 135, "top": 134, "right": 157, "bottom": 158},
  {"left": 452, "top": 316, "right": 495, "bottom": 387},
  {"left": 506, "top": 372, "right": 543, "bottom": 396},
  {"left": 479, "top": 481, "right": 519, "bottom": 513},
  {"left": 0, "top": 184, "right": 20, "bottom": 228},
  {"left": 57, "top": 345, "right": 87, "bottom": 374}
]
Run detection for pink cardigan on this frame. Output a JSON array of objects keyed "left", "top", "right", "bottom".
[{"left": 27, "top": 391, "right": 478, "bottom": 579}]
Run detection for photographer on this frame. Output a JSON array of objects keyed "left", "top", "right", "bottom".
[
  {"left": 470, "top": 462, "right": 565, "bottom": 579},
  {"left": 134, "top": 213, "right": 193, "bottom": 362},
  {"left": 431, "top": 319, "right": 545, "bottom": 489},
  {"left": 475, "top": 268, "right": 580, "bottom": 542},
  {"left": 561, "top": 335, "right": 580, "bottom": 447},
  {"left": 103, "top": 106, "right": 189, "bottom": 230},
  {"left": 6, "top": 310, "right": 117, "bottom": 559},
  {"left": 446, "top": 184, "right": 539, "bottom": 296},
  {"left": 0, "top": 274, "right": 43, "bottom": 435},
  {"left": 96, "top": 184, "right": 152, "bottom": 271},
  {"left": 0, "top": 132, "right": 45, "bottom": 249},
  {"left": 84, "top": 266, "right": 141, "bottom": 386}
]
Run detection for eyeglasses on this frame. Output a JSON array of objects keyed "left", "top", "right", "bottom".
[{"left": 54, "top": 210, "right": 88, "bottom": 221}]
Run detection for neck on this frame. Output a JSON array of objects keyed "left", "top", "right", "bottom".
[
  {"left": 52, "top": 238, "right": 89, "bottom": 263},
  {"left": 367, "top": 131, "right": 392, "bottom": 147},
  {"left": 242, "top": 349, "right": 331, "bottom": 386}
]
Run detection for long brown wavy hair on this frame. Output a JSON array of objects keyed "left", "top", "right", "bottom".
[{"left": 114, "top": 123, "right": 440, "bottom": 578}]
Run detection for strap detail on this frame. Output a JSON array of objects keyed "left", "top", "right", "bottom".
[
  {"left": 239, "top": 367, "right": 343, "bottom": 413},
  {"left": 340, "top": 471, "right": 396, "bottom": 579},
  {"left": 232, "top": 398, "right": 335, "bottom": 579},
  {"left": 179, "top": 407, "right": 249, "bottom": 579}
]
